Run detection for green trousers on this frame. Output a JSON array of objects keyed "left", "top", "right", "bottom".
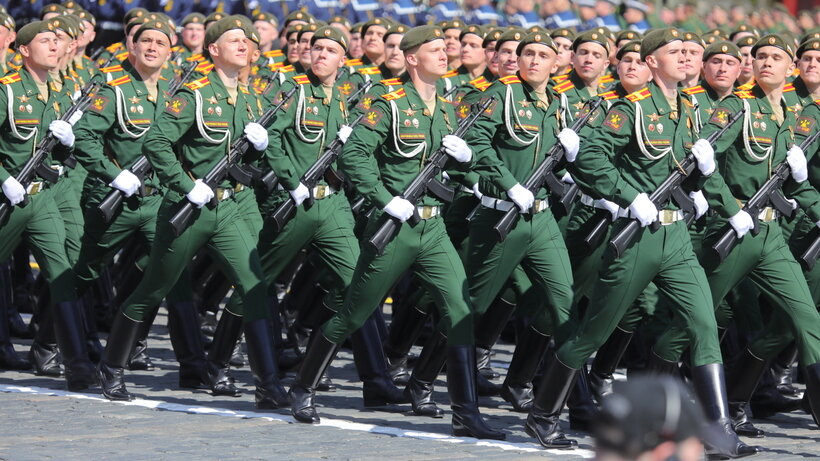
[
  {"left": 789, "top": 210, "right": 820, "bottom": 305},
  {"left": 52, "top": 165, "right": 87, "bottom": 265},
  {"left": 323, "top": 211, "right": 474, "bottom": 345},
  {"left": 653, "top": 218, "right": 820, "bottom": 365},
  {"left": 465, "top": 206, "right": 574, "bottom": 343},
  {"left": 120, "top": 191, "right": 268, "bottom": 322},
  {"left": 557, "top": 219, "right": 722, "bottom": 369},
  {"left": 0, "top": 188, "right": 75, "bottom": 303}
]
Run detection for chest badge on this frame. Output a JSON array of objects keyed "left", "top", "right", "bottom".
[
  {"left": 656, "top": 123, "right": 664, "bottom": 134},
  {"left": 403, "top": 108, "right": 416, "bottom": 117},
  {"left": 647, "top": 112, "right": 661, "bottom": 122},
  {"left": 752, "top": 111, "right": 764, "bottom": 119}
]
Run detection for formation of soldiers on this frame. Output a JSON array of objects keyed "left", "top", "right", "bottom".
[{"left": 0, "top": 0, "right": 819, "bottom": 458}]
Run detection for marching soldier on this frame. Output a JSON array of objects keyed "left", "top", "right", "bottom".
[{"left": 681, "top": 32, "right": 704, "bottom": 90}]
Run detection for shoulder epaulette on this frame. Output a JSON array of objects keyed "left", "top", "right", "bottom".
[
  {"left": 185, "top": 76, "right": 210, "bottom": 90},
  {"left": 681, "top": 85, "right": 705, "bottom": 95},
  {"left": 737, "top": 81, "right": 755, "bottom": 91},
  {"left": 733, "top": 89, "right": 754, "bottom": 99},
  {"left": 551, "top": 73, "right": 570, "bottom": 84},
  {"left": 105, "top": 42, "right": 124, "bottom": 53},
  {"left": 599, "top": 74, "right": 615, "bottom": 84},
  {"left": 292, "top": 74, "right": 310, "bottom": 85},
  {"left": 186, "top": 53, "right": 206, "bottom": 62},
  {"left": 382, "top": 88, "right": 406, "bottom": 101},
  {"left": 380, "top": 78, "right": 402, "bottom": 86},
  {"left": 553, "top": 79, "right": 575, "bottom": 94},
  {"left": 815, "top": 98, "right": 820, "bottom": 105},
  {"left": 100, "top": 64, "right": 124, "bottom": 73},
  {"left": 469, "top": 76, "right": 491, "bottom": 91},
  {"left": 626, "top": 87, "right": 651, "bottom": 102},
  {"left": 599, "top": 89, "right": 620, "bottom": 100},
  {"left": 442, "top": 69, "right": 459, "bottom": 79},
  {"left": 239, "top": 85, "right": 250, "bottom": 94},
  {"left": 499, "top": 75, "right": 521, "bottom": 85},
  {"left": 108, "top": 75, "right": 131, "bottom": 87},
  {"left": 0, "top": 72, "right": 20, "bottom": 85},
  {"left": 783, "top": 83, "right": 795, "bottom": 93},
  {"left": 358, "top": 66, "right": 381, "bottom": 75},
  {"left": 115, "top": 51, "right": 129, "bottom": 61},
  {"left": 263, "top": 50, "right": 284, "bottom": 58},
  {"left": 278, "top": 64, "right": 295, "bottom": 73},
  {"left": 345, "top": 58, "right": 363, "bottom": 67},
  {"left": 195, "top": 62, "right": 214, "bottom": 73}
]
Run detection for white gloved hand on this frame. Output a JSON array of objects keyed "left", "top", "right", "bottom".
[
  {"left": 786, "top": 145, "right": 808, "bottom": 183},
  {"left": 244, "top": 122, "right": 269, "bottom": 151},
  {"left": 728, "top": 210, "right": 754, "bottom": 238},
  {"left": 337, "top": 125, "right": 353, "bottom": 144},
  {"left": 68, "top": 110, "right": 84, "bottom": 126},
  {"left": 596, "top": 198, "right": 621, "bottom": 221},
  {"left": 561, "top": 171, "right": 575, "bottom": 184},
  {"left": 558, "top": 128, "right": 580, "bottom": 162},
  {"left": 689, "top": 190, "right": 709, "bottom": 219},
  {"left": 471, "top": 182, "right": 483, "bottom": 200},
  {"left": 628, "top": 193, "right": 658, "bottom": 227},
  {"left": 787, "top": 198, "right": 798, "bottom": 210},
  {"left": 507, "top": 183, "right": 534, "bottom": 212},
  {"left": 383, "top": 196, "right": 415, "bottom": 222},
  {"left": 109, "top": 169, "right": 141, "bottom": 197},
  {"left": 442, "top": 135, "right": 472, "bottom": 163},
  {"left": 72, "top": 90, "right": 81, "bottom": 101},
  {"left": 289, "top": 183, "right": 310, "bottom": 206},
  {"left": 49, "top": 120, "right": 75, "bottom": 147},
  {"left": 186, "top": 179, "right": 214, "bottom": 208},
  {"left": 2, "top": 176, "right": 26, "bottom": 206},
  {"left": 691, "top": 139, "right": 715, "bottom": 176}
]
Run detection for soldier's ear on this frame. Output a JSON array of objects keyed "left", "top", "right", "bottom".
[{"left": 18, "top": 44, "right": 30, "bottom": 59}]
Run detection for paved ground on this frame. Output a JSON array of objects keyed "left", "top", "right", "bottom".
[{"left": 1, "top": 309, "right": 818, "bottom": 461}]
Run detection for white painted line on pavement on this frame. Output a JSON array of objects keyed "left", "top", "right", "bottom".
[{"left": 0, "top": 384, "right": 594, "bottom": 458}]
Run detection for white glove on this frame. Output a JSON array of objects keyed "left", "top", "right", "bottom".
[
  {"left": 628, "top": 193, "right": 658, "bottom": 227},
  {"left": 561, "top": 171, "right": 575, "bottom": 184},
  {"left": 442, "top": 135, "right": 472, "bottom": 163},
  {"left": 337, "top": 125, "right": 352, "bottom": 144},
  {"left": 689, "top": 190, "right": 709, "bottom": 219},
  {"left": 787, "top": 198, "right": 798, "bottom": 210},
  {"left": 244, "top": 122, "right": 269, "bottom": 151},
  {"left": 691, "top": 139, "right": 715, "bottom": 176},
  {"left": 72, "top": 90, "right": 81, "bottom": 101},
  {"left": 507, "top": 183, "right": 534, "bottom": 212},
  {"left": 471, "top": 182, "right": 483, "bottom": 200},
  {"left": 49, "top": 120, "right": 75, "bottom": 147},
  {"left": 186, "top": 179, "right": 214, "bottom": 208},
  {"left": 815, "top": 219, "right": 820, "bottom": 229},
  {"left": 109, "top": 169, "right": 141, "bottom": 197},
  {"left": 728, "top": 210, "right": 754, "bottom": 238},
  {"left": 596, "top": 198, "right": 621, "bottom": 221},
  {"left": 68, "top": 110, "right": 84, "bottom": 126},
  {"left": 2, "top": 176, "right": 26, "bottom": 206},
  {"left": 558, "top": 128, "right": 580, "bottom": 162},
  {"left": 289, "top": 183, "right": 310, "bottom": 206},
  {"left": 786, "top": 145, "right": 808, "bottom": 183},
  {"left": 383, "top": 196, "right": 415, "bottom": 222}
]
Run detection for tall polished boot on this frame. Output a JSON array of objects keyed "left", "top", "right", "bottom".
[
  {"left": 404, "top": 331, "right": 448, "bottom": 418},
  {"left": 567, "top": 363, "right": 597, "bottom": 431},
  {"left": 0, "top": 278, "right": 30, "bottom": 370},
  {"left": 524, "top": 353, "right": 579, "bottom": 449},
  {"left": 351, "top": 312, "right": 409, "bottom": 408},
  {"left": 500, "top": 326, "right": 549, "bottom": 412},
  {"left": 52, "top": 300, "right": 97, "bottom": 391},
  {"left": 244, "top": 318, "right": 289, "bottom": 409},
  {"left": 29, "top": 290, "right": 63, "bottom": 376},
  {"left": 749, "top": 363, "right": 802, "bottom": 418},
  {"left": 691, "top": 363, "right": 759, "bottom": 459},
  {"left": 289, "top": 332, "right": 339, "bottom": 423},
  {"left": 474, "top": 297, "right": 516, "bottom": 380},
  {"left": 447, "top": 345, "right": 506, "bottom": 439},
  {"left": 206, "top": 309, "right": 243, "bottom": 396},
  {"left": 726, "top": 349, "right": 768, "bottom": 438},
  {"left": 771, "top": 344, "right": 799, "bottom": 396},
  {"left": 97, "top": 311, "right": 142, "bottom": 401},
  {"left": 804, "top": 362, "right": 820, "bottom": 427},
  {"left": 588, "top": 327, "right": 632, "bottom": 402},
  {"left": 127, "top": 303, "right": 159, "bottom": 371},
  {"left": 166, "top": 301, "right": 212, "bottom": 390},
  {"left": 80, "top": 295, "right": 104, "bottom": 363},
  {"left": 384, "top": 301, "right": 430, "bottom": 385}
]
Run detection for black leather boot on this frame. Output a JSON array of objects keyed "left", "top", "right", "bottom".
[
  {"left": 500, "top": 326, "right": 549, "bottom": 412},
  {"left": 97, "top": 311, "right": 141, "bottom": 401},
  {"left": 645, "top": 349, "right": 679, "bottom": 376},
  {"left": 166, "top": 301, "right": 212, "bottom": 390},
  {"left": 30, "top": 297, "right": 63, "bottom": 376},
  {"left": 804, "top": 362, "right": 820, "bottom": 427},
  {"left": 691, "top": 363, "right": 759, "bottom": 459},
  {"left": 726, "top": 349, "right": 768, "bottom": 438},
  {"left": 351, "top": 312, "right": 409, "bottom": 408},
  {"left": 289, "top": 332, "right": 339, "bottom": 423},
  {"left": 0, "top": 280, "right": 30, "bottom": 370},
  {"left": 749, "top": 365, "right": 802, "bottom": 418},
  {"left": 244, "top": 318, "right": 289, "bottom": 409},
  {"left": 588, "top": 327, "right": 632, "bottom": 403},
  {"left": 447, "top": 345, "right": 505, "bottom": 440},
  {"left": 2, "top": 260, "right": 32, "bottom": 339},
  {"left": 384, "top": 302, "right": 430, "bottom": 385},
  {"left": 80, "top": 296, "right": 104, "bottom": 364},
  {"left": 525, "top": 353, "right": 578, "bottom": 449},
  {"left": 52, "top": 300, "right": 97, "bottom": 391},
  {"left": 568, "top": 363, "right": 597, "bottom": 431},
  {"left": 127, "top": 304, "right": 159, "bottom": 371},
  {"left": 404, "top": 330, "right": 447, "bottom": 418},
  {"left": 206, "top": 309, "right": 243, "bottom": 397},
  {"left": 771, "top": 345, "right": 799, "bottom": 396},
  {"left": 474, "top": 297, "right": 516, "bottom": 380}
]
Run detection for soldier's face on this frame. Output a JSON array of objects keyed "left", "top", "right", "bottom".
[
  {"left": 254, "top": 21, "right": 277, "bottom": 48},
  {"left": 299, "top": 32, "right": 315, "bottom": 67},
  {"left": 460, "top": 35, "right": 484, "bottom": 68},
  {"left": 349, "top": 33, "right": 363, "bottom": 58},
  {"left": 752, "top": 46, "right": 795, "bottom": 89},
  {"left": 702, "top": 54, "right": 741, "bottom": 93},
  {"left": 646, "top": 40, "right": 686, "bottom": 83},
  {"left": 0, "top": 26, "right": 14, "bottom": 50},
  {"left": 182, "top": 23, "right": 205, "bottom": 49},
  {"left": 364, "top": 25, "right": 386, "bottom": 56},
  {"left": 310, "top": 38, "right": 345, "bottom": 81},
  {"left": 20, "top": 32, "right": 59, "bottom": 70},
  {"left": 797, "top": 50, "right": 820, "bottom": 87},
  {"left": 81, "top": 21, "right": 95, "bottom": 47},
  {"left": 210, "top": 29, "right": 249, "bottom": 70},
  {"left": 681, "top": 42, "right": 704, "bottom": 80},
  {"left": 54, "top": 30, "right": 71, "bottom": 59},
  {"left": 444, "top": 28, "right": 461, "bottom": 60},
  {"left": 571, "top": 42, "right": 608, "bottom": 82},
  {"left": 287, "top": 33, "right": 300, "bottom": 63},
  {"left": 738, "top": 46, "right": 753, "bottom": 80},
  {"left": 518, "top": 43, "right": 557, "bottom": 86},
  {"left": 384, "top": 34, "right": 405, "bottom": 73},
  {"left": 553, "top": 37, "right": 573, "bottom": 69},
  {"left": 484, "top": 40, "right": 498, "bottom": 75},
  {"left": 134, "top": 30, "right": 171, "bottom": 71},
  {"left": 496, "top": 41, "right": 519, "bottom": 77},
  {"left": 406, "top": 39, "right": 448, "bottom": 78},
  {"left": 616, "top": 52, "right": 651, "bottom": 92}
]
